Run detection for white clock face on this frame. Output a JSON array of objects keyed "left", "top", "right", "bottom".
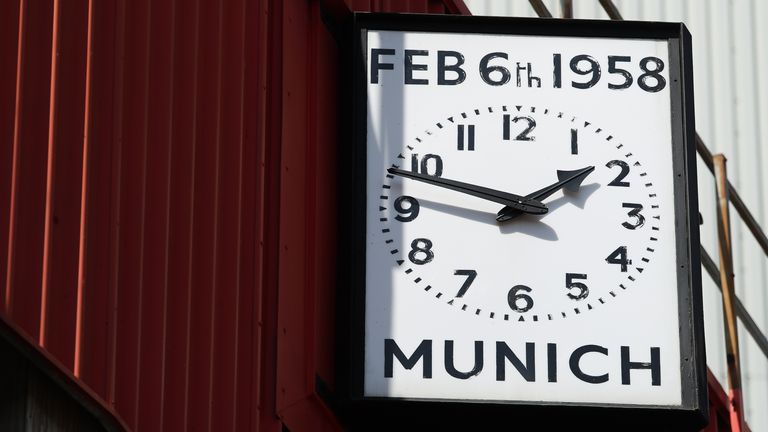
[
  {"left": 375, "top": 105, "right": 662, "bottom": 322},
  {"left": 361, "top": 27, "right": 693, "bottom": 408}
]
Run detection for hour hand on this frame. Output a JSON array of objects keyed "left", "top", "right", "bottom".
[
  {"left": 387, "top": 168, "right": 547, "bottom": 215},
  {"left": 496, "top": 166, "right": 595, "bottom": 222}
]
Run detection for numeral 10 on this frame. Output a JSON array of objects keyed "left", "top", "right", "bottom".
[{"left": 411, "top": 153, "right": 443, "bottom": 177}]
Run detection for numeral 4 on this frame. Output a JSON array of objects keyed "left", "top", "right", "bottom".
[{"left": 606, "top": 246, "right": 631, "bottom": 272}]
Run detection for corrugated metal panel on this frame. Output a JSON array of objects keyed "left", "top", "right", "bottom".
[
  {"left": 0, "top": 1, "right": 469, "bottom": 431},
  {"left": 464, "top": 1, "right": 768, "bottom": 430},
  {"left": 0, "top": 0, "right": 274, "bottom": 430}
]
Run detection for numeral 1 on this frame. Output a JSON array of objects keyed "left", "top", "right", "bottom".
[{"left": 571, "top": 128, "right": 578, "bottom": 154}]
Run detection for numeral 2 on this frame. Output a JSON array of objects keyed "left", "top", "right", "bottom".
[{"left": 606, "top": 160, "right": 630, "bottom": 187}]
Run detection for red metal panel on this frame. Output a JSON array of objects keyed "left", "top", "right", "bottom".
[
  {"left": 6, "top": 0, "right": 53, "bottom": 338},
  {"left": 209, "top": 1, "right": 247, "bottom": 430},
  {"left": 78, "top": 0, "right": 121, "bottom": 404},
  {"left": 75, "top": 0, "right": 117, "bottom": 403},
  {"left": 313, "top": 4, "right": 340, "bottom": 391},
  {"left": 134, "top": 1, "right": 175, "bottom": 430},
  {"left": 277, "top": 0, "right": 312, "bottom": 416},
  {"left": 0, "top": 0, "right": 20, "bottom": 311},
  {"left": 186, "top": 0, "right": 223, "bottom": 430},
  {"left": 74, "top": 0, "right": 94, "bottom": 380},
  {"left": 105, "top": 0, "right": 128, "bottom": 412},
  {"left": 239, "top": 0, "right": 273, "bottom": 427},
  {"left": 112, "top": 0, "right": 150, "bottom": 428},
  {"left": 159, "top": 0, "right": 199, "bottom": 429},
  {"left": 256, "top": 1, "right": 284, "bottom": 431},
  {"left": 40, "top": 0, "right": 89, "bottom": 371},
  {"left": 234, "top": 2, "right": 272, "bottom": 432}
]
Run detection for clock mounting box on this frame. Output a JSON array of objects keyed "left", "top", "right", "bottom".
[{"left": 346, "top": 13, "right": 705, "bottom": 429}]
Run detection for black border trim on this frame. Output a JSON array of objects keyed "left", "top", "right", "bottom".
[{"left": 346, "top": 12, "right": 706, "bottom": 431}]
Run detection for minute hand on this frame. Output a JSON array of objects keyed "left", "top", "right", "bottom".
[
  {"left": 496, "top": 166, "right": 595, "bottom": 222},
  {"left": 387, "top": 168, "right": 547, "bottom": 215}
]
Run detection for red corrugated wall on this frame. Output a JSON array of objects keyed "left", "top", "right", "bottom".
[{"left": 0, "top": 1, "right": 469, "bottom": 431}]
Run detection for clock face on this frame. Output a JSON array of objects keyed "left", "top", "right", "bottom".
[
  {"left": 357, "top": 21, "right": 703, "bottom": 413},
  {"left": 374, "top": 105, "right": 662, "bottom": 322}
]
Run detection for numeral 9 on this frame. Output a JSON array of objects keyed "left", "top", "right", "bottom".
[
  {"left": 394, "top": 196, "right": 420, "bottom": 222},
  {"left": 570, "top": 55, "right": 601, "bottom": 89}
]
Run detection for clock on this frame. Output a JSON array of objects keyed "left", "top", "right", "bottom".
[
  {"left": 376, "top": 104, "right": 662, "bottom": 322},
  {"left": 348, "top": 13, "right": 706, "bottom": 428}
]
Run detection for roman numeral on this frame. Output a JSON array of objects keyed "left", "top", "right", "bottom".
[{"left": 457, "top": 124, "right": 475, "bottom": 151}]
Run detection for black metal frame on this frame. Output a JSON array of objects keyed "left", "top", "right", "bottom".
[{"left": 345, "top": 12, "right": 706, "bottom": 430}]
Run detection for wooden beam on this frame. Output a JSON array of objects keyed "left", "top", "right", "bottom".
[
  {"left": 528, "top": 0, "right": 552, "bottom": 18},
  {"left": 598, "top": 0, "right": 623, "bottom": 20},
  {"left": 714, "top": 154, "right": 745, "bottom": 432}
]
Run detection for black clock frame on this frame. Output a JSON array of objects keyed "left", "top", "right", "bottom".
[{"left": 343, "top": 12, "right": 706, "bottom": 431}]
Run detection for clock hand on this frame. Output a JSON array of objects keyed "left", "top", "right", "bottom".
[
  {"left": 496, "top": 166, "right": 595, "bottom": 222},
  {"left": 525, "top": 165, "right": 596, "bottom": 201},
  {"left": 387, "top": 168, "right": 547, "bottom": 215}
]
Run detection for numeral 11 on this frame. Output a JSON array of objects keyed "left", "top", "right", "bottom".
[{"left": 457, "top": 124, "right": 475, "bottom": 151}]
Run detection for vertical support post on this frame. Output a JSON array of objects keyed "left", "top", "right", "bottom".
[
  {"left": 561, "top": 0, "right": 573, "bottom": 18},
  {"left": 714, "top": 154, "right": 745, "bottom": 432}
]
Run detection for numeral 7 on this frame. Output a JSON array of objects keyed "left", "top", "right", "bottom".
[{"left": 454, "top": 269, "right": 477, "bottom": 297}]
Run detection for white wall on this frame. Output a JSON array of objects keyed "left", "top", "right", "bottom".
[{"left": 465, "top": 1, "right": 768, "bottom": 429}]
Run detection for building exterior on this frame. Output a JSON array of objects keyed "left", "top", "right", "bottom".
[{"left": 0, "top": 0, "right": 764, "bottom": 430}]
